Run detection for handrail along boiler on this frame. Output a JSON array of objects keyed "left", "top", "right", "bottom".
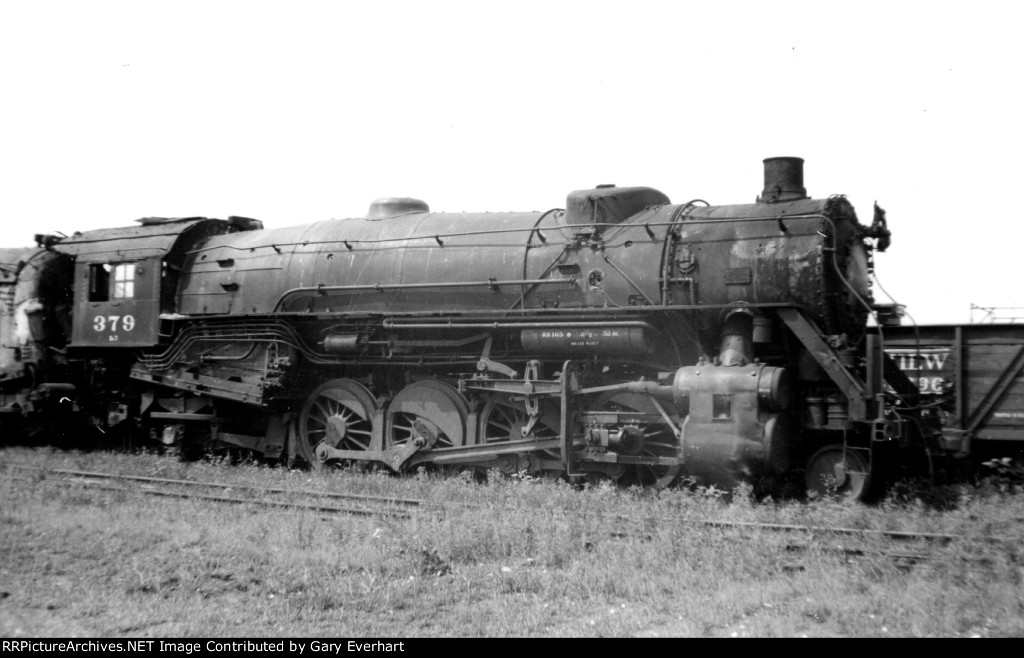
[{"left": 0, "top": 157, "right": 923, "bottom": 499}]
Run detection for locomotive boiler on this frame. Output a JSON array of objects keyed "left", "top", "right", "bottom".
[{"left": 0, "top": 157, "right": 926, "bottom": 500}]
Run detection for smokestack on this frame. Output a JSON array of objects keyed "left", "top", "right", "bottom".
[{"left": 759, "top": 156, "right": 808, "bottom": 203}]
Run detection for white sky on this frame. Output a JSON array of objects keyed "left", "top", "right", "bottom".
[{"left": 1, "top": 0, "right": 1021, "bottom": 324}]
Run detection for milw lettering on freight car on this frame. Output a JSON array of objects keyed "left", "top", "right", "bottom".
[{"left": 889, "top": 349, "right": 951, "bottom": 372}]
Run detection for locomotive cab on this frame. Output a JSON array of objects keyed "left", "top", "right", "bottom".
[
  {"left": 55, "top": 217, "right": 255, "bottom": 348},
  {"left": 72, "top": 258, "right": 161, "bottom": 347}
]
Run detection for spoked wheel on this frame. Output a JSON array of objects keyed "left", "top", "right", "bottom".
[
  {"left": 477, "top": 397, "right": 563, "bottom": 478},
  {"left": 386, "top": 380, "right": 469, "bottom": 455},
  {"left": 805, "top": 444, "right": 871, "bottom": 503},
  {"left": 298, "top": 379, "right": 377, "bottom": 468},
  {"left": 594, "top": 391, "right": 682, "bottom": 489}
]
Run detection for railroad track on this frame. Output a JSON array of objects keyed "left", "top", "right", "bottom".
[
  {"left": 1, "top": 464, "right": 428, "bottom": 519},
  {"left": 2, "top": 463, "right": 1013, "bottom": 567}
]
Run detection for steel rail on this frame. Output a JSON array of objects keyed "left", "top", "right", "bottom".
[
  {"left": 2, "top": 465, "right": 438, "bottom": 517},
  {"left": 1, "top": 472, "right": 415, "bottom": 518},
  {"left": 2, "top": 472, "right": 986, "bottom": 567},
  {"left": 5, "top": 464, "right": 1015, "bottom": 551}
]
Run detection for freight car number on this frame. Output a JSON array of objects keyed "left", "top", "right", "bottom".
[{"left": 93, "top": 314, "right": 136, "bottom": 341}]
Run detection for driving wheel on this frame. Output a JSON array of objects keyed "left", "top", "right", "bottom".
[{"left": 297, "top": 379, "right": 377, "bottom": 468}]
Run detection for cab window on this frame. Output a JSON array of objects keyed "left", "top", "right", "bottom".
[
  {"left": 113, "top": 264, "right": 135, "bottom": 298},
  {"left": 88, "top": 263, "right": 135, "bottom": 301}
]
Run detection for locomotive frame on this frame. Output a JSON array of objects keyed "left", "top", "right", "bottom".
[{"left": 1, "top": 157, "right": 934, "bottom": 500}]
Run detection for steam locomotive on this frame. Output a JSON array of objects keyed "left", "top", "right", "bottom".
[{"left": 0, "top": 157, "right": 929, "bottom": 500}]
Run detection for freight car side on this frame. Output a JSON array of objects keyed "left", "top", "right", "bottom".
[{"left": 884, "top": 323, "right": 1024, "bottom": 462}]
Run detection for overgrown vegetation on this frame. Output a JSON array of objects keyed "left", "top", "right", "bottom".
[{"left": 1, "top": 447, "right": 1022, "bottom": 637}]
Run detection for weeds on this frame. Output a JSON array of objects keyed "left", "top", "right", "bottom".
[
  {"left": 3, "top": 446, "right": 1024, "bottom": 637},
  {"left": 978, "top": 457, "right": 1024, "bottom": 494}
]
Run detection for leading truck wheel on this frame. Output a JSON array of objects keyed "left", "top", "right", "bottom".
[
  {"left": 805, "top": 444, "right": 871, "bottom": 503},
  {"left": 297, "top": 379, "right": 377, "bottom": 468}
]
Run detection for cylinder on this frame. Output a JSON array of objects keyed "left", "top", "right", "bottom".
[
  {"left": 322, "top": 333, "right": 369, "bottom": 353},
  {"left": 757, "top": 366, "right": 792, "bottom": 412}
]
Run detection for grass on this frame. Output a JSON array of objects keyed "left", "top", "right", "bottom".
[{"left": 1, "top": 447, "right": 1022, "bottom": 637}]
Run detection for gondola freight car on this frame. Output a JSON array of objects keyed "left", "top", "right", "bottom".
[{"left": 884, "top": 323, "right": 1024, "bottom": 465}]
